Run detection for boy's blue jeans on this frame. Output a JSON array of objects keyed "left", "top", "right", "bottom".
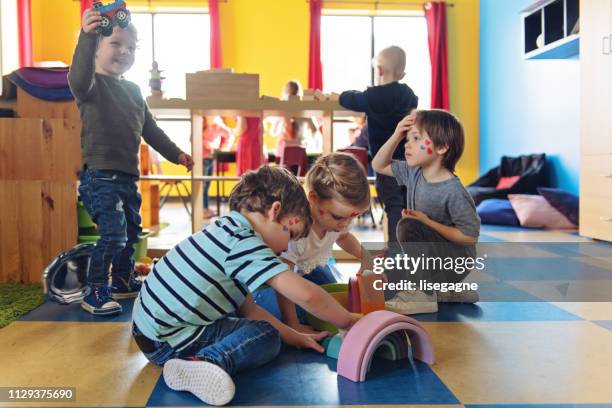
[
  {"left": 202, "top": 158, "right": 213, "bottom": 209},
  {"left": 79, "top": 166, "right": 142, "bottom": 286},
  {"left": 253, "top": 265, "right": 338, "bottom": 322},
  {"left": 132, "top": 317, "right": 281, "bottom": 375}
]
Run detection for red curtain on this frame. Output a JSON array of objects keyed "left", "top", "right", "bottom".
[
  {"left": 308, "top": 0, "right": 323, "bottom": 91},
  {"left": 81, "top": 0, "right": 93, "bottom": 15},
  {"left": 209, "top": 0, "right": 222, "bottom": 68},
  {"left": 424, "top": 1, "right": 449, "bottom": 110},
  {"left": 17, "top": 0, "right": 32, "bottom": 67}
]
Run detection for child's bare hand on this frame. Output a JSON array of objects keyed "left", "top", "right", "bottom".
[
  {"left": 401, "top": 208, "right": 429, "bottom": 223},
  {"left": 286, "top": 330, "right": 330, "bottom": 353},
  {"left": 393, "top": 115, "right": 415, "bottom": 139},
  {"left": 338, "top": 313, "right": 362, "bottom": 338},
  {"left": 178, "top": 153, "right": 194, "bottom": 172},
  {"left": 82, "top": 8, "right": 102, "bottom": 34}
]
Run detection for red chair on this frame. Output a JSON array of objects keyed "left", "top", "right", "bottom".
[
  {"left": 338, "top": 146, "right": 369, "bottom": 176},
  {"left": 280, "top": 145, "right": 308, "bottom": 177},
  {"left": 337, "top": 147, "right": 378, "bottom": 227}
]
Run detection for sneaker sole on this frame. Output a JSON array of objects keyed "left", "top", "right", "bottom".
[
  {"left": 385, "top": 301, "right": 438, "bottom": 315},
  {"left": 163, "top": 359, "right": 235, "bottom": 406},
  {"left": 80, "top": 301, "right": 122, "bottom": 316}
]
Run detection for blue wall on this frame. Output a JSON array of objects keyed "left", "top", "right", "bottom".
[{"left": 479, "top": 0, "right": 580, "bottom": 194}]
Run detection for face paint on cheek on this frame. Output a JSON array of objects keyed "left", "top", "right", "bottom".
[
  {"left": 282, "top": 226, "right": 289, "bottom": 232},
  {"left": 427, "top": 148, "right": 433, "bottom": 155},
  {"left": 420, "top": 145, "right": 426, "bottom": 151},
  {"left": 424, "top": 139, "right": 431, "bottom": 146}
]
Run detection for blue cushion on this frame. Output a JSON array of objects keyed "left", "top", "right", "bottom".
[
  {"left": 476, "top": 199, "right": 520, "bottom": 226},
  {"left": 537, "top": 187, "right": 579, "bottom": 225}
]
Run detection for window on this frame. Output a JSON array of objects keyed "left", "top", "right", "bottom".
[
  {"left": 322, "top": 14, "right": 431, "bottom": 110},
  {"left": 124, "top": 13, "right": 210, "bottom": 99},
  {"left": 0, "top": 0, "right": 20, "bottom": 94}
]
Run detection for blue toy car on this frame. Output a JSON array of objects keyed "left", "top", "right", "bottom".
[{"left": 94, "top": 0, "right": 131, "bottom": 36}]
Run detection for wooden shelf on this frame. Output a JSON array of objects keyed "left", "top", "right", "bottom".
[{"left": 146, "top": 97, "right": 362, "bottom": 118}]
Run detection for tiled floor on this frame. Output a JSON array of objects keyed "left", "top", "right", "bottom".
[{"left": 2, "top": 205, "right": 612, "bottom": 407}]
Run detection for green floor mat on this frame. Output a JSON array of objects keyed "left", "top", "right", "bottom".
[{"left": 0, "top": 283, "right": 45, "bottom": 328}]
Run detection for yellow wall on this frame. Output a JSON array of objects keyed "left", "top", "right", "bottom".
[
  {"left": 31, "top": 0, "right": 81, "bottom": 64},
  {"left": 447, "top": 0, "right": 479, "bottom": 184},
  {"left": 30, "top": 0, "right": 479, "bottom": 185},
  {"left": 219, "top": 0, "right": 310, "bottom": 97}
]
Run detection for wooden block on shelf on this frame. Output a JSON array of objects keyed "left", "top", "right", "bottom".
[
  {"left": 186, "top": 72, "right": 259, "bottom": 101},
  {"left": 203, "top": 68, "right": 234, "bottom": 74},
  {"left": 16, "top": 88, "right": 80, "bottom": 123}
]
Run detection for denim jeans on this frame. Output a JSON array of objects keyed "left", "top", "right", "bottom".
[
  {"left": 78, "top": 166, "right": 142, "bottom": 286},
  {"left": 202, "top": 158, "right": 213, "bottom": 209},
  {"left": 392, "top": 218, "right": 476, "bottom": 287},
  {"left": 132, "top": 317, "right": 281, "bottom": 375},
  {"left": 253, "top": 264, "right": 338, "bottom": 323},
  {"left": 375, "top": 173, "right": 406, "bottom": 243}
]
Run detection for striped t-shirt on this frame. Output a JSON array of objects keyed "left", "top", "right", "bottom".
[{"left": 132, "top": 211, "right": 288, "bottom": 350}]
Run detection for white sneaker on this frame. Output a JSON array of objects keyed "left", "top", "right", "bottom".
[
  {"left": 437, "top": 289, "right": 479, "bottom": 304},
  {"left": 385, "top": 290, "right": 438, "bottom": 314},
  {"left": 163, "top": 359, "right": 235, "bottom": 406}
]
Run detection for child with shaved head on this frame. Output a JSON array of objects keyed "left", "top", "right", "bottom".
[{"left": 339, "top": 46, "right": 418, "bottom": 242}]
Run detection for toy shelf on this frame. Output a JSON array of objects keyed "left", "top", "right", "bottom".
[{"left": 522, "top": 0, "right": 580, "bottom": 59}]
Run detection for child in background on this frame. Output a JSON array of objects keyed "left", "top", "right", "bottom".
[
  {"left": 132, "top": 166, "right": 358, "bottom": 405},
  {"left": 372, "top": 110, "right": 480, "bottom": 314},
  {"left": 254, "top": 153, "right": 370, "bottom": 332},
  {"left": 340, "top": 46, "right": 419, "bottom": 242},
  {"left": 272, "top": 80, "right": 318, "bottom": 157},
  {"left": 202, "top": 116, "right": 231, "bottom": 219},
  {"left": 235, "top": 116, "right": 264, "bottom": 175},
  {"left": 69, "top": 8, "right": 193, "bottom": 316}
]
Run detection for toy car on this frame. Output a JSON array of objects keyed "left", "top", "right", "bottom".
[{"left": 93, "top": 0, "right": 131, "bottom": 36}]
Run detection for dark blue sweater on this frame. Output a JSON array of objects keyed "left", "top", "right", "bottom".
[{"left": 340, "top": 82, "right": 418, "bottom": 160}]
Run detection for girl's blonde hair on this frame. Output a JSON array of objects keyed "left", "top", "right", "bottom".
[{"left": 306, "top": 152, "right": 370, "bottom": 208}]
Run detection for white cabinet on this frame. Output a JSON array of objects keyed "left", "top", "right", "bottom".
[{"left": 580, "top": 0, "right": 612, "bottom": 241}]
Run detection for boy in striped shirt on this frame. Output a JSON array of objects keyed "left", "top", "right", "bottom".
[{"left": 132, "top": 166, "right": 357, "bottom": 406}]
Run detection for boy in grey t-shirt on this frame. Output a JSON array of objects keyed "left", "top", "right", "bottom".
[{"left": 372, "top": 110, "right": 480, "bottom": 314}]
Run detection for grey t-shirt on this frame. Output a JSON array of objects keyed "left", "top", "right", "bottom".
[{"left": 391, "top": 160, "right": 480, "bottom": 238}]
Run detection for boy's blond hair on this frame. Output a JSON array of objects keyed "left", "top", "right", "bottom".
[{"left": 306, "top": 152, "right": 370, "bottom": 208}]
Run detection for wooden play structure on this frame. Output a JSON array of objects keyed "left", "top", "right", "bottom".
[
  {"left": 0, "top": 89, "right": 80, "bottom": 283},
  {"left": 147, "top": 69, "right": 361, "bottom": 233}
]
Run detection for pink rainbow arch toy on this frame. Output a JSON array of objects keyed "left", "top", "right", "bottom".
[{"left": 337, "top": 310, "right": 435, "bottom": 382}]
